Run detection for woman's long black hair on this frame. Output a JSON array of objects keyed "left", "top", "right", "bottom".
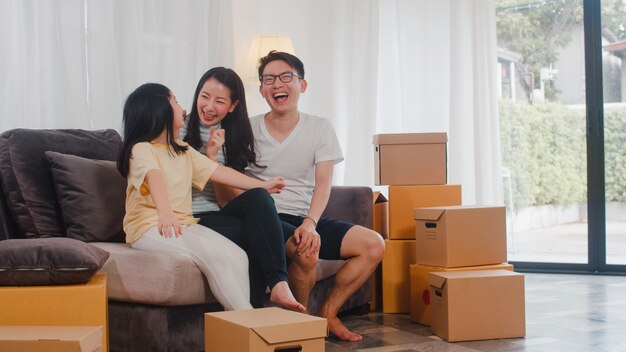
[
  {"left": 183, "top": 67, "right": 262, "bottom": 172},
  {"left": 117, "top": 83, "right": 187, "bottom": 178}
]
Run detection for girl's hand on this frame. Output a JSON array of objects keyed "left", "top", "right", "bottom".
[
  {"left": 158, "top": 211, "right": 182, "bottom": 238},
  {"left": 263, "top": 177, "right": 286, "bottom": 194},
  {"left": 205, "top": 127, "right": 225, "bottom": 161}
]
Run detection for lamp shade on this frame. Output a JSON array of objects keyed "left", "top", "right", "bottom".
[{"left": 245, "top": 34, "right": 295, "bottom": 81}]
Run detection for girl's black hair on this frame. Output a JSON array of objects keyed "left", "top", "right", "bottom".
[
  {"left": 184, "top": 67, "right": 262, "bottom": 172},
  {"left": 117, "top": 83, "right": 187, "bottom": 178}
]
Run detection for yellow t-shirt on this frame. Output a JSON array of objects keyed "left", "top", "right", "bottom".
[{"left": 123, "top": 141, "right": 219, "bottom": 244}]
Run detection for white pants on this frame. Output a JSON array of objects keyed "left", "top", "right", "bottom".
[{"left": 132, "top": 224, "right": 252, "bottom": 311}]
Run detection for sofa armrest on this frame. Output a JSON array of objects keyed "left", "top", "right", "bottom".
[{"left": 322, "top": 186, "right": 373, "bottom": 229}]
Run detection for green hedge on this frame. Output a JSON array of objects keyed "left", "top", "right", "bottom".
[
  {"left": 605, "top": 107, "right": 626, "bottom": 202},
  {"left": 499, "top": 100, "right": 626, "bottom": 210}
]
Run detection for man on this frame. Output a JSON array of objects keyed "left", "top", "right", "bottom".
[{"left": 247, "top": 51, "right": 385, "bottom": 342}]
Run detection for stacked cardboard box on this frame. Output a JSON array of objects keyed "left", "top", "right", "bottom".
[
  {"left": 372, "top": 132, "right": 525, "bottom": 342},
  {"left": 0, "top": 326, "right": 102, "bottom": 352},
  {"left": 411, "top": 205, "right": 526, "bottom": 341},
  {"left": 428, "top": 270, "right": 525, "bottom": 342},
  {"left": 0, "top": 273, "right": 109, "bottom": 351},
  {"left": 372, "top": 133, "right": 462, "bottom": 313}
]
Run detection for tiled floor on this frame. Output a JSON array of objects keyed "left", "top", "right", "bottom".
[{"left": 325, "top": 273, "right": 626, "bottom": 351}]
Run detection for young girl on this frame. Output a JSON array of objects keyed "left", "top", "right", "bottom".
[
  {"left": 117, "top": 82, "right": 286, "bottom": 311},
  {"left": 182, "top": 67, "right": 304, "bottom": 312}
]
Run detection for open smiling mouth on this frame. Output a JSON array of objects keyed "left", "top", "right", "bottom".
[{"left": 273, "top": 92, "right": 288, "bottom": 103}]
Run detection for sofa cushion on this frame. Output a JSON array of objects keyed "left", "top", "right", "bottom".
[
  {"left": 0, "top": 237, "right": 109, "bottom": 286},
  {"left": 92, "top": 242, "right": 217, "bottom": 306},
  {"left": 45, "top": 151, "right": 126, "bottom": 243},
  {"left": 0, "top": 129, "right": 121, "bottom": 238},
  {"left": 92, "top": 243, "right": 348, "bottom": 307}
]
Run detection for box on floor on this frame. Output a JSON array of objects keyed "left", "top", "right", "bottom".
[
  {"left": 0, "top": 326, "right": 102, "bottom": 352},
  {"left": 388, "top": 185, "right": 462, "bottom": 239},
  {"left": 414, "top": 205, "right": 507, "bottom": 267},
  {"left": 370, "top": 264, "right": 382, "bottom": 311},
  {"left": 409, "top": 263, "right": 514, "bottom": 326},
  {"left": 373, "top": 132, "right": 448, "bottom": 186},
  {"left": 0, "top": 273, "right": 108, "bottom": 352},
  {"left": 205, "top": 307, "right": 327, "bottom": 352},
  {"left": 382, "top": 239, "right": 416, "bottom": 313},
  {"left": 429, "top": 270, "right": 525, "bottom": 342}
]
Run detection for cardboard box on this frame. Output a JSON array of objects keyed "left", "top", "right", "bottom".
[
  {"left": 414, "top": 205, "right": 506, "bottom": 267},
  {"left": 409, "top": 263, "right": 514, "bottom": 326},
  {"left": 0, "top": 274, "right": 108, "bottom": 352},
  {"left": 0, "top": 326, "right": 102, "bottom": 352},
  {"left": 388, "top": 185, "right": 462, "bottom": 239},
  {"left": 370, "top": 264, "right": 382, "bottom": 311},
  {"left": 382, "top": 239, "right": 416, "bottom": 313},
  {"left": 205, "top": 307, "right": 327, "bottom": 352},
  {"left": 373, "top": 132, "right": 447, "bottom": 185},
  {"left": 429, "top": 270, "right": 525, "bottom": 342},
  {"left": 372, "top": 191, "right": 389, "bottom": 238}
]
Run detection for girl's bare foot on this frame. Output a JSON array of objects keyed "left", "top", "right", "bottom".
[{"left": 270, "top": 281, "right": 306, "bottom": 312}]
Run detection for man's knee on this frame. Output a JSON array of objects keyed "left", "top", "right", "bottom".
[
  {"left": 289, "top": 252, "right": 318, "bottom": 271},
  {"left": 341, "top": 227, "right": 385, "bottom": 263},
  {"left": 368, "top": 232, "right": 385, "bottom": 263}
]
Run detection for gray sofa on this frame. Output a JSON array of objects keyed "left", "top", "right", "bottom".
[{"left": 0, "top": 128, "right": 373, "bottom": 352}]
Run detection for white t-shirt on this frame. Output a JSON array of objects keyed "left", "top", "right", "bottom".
[{"left": 248, "top": 112, "right": 344, "bottom": 216}]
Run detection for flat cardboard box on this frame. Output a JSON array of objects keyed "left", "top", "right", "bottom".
[
  {"left": 382, "top": 239, "right": 416, "bottom": 313},
  {"left": 388, "top": 185, "right": 462, "bottom": 239},
  {"left": 373, "top": 191, "right": 389, "bottom": 238},
  {"left": 414, "top": 205, "right": 507, "bottom": 267},
  {"left": 205, "top": 307, "right": 327, "bottom": 351},
  {"left": 0, "top": 326, "right": 102, "bottom": 352},
  {"left": 429, "top": 270, "right": 525, "bottom": 342},
  {"left": 409, "top": 263, "right": 514, "bottom": 326},
  {"left": 0, "top": 273, "right": 108, "bottom": 352},
  {"left": 373, "top": 132, "right": 447, "bottom": 185}
]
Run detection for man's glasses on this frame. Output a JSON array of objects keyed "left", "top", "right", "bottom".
[{"left": 260, "top": 72, "right": 302, "bottom": 85}]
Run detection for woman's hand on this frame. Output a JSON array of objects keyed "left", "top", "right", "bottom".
[
  {"left": 158, "top": 210, "right": 182, "bottom": 238},
  {"left": 293, "top": 218, "right": 321, "bottom": 257},
  {"left": 205, "top": 127, "right": 225, "bottom": 161},
  {"left": 263, "top": 177, "right": 286, "bottom": 194}
]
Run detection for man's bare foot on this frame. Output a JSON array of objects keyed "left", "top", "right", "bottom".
[
  {"left": 270, "top": 281, "right": 306, "bottom": 312},
  {"left": 326, "top": 316, "right": 363, "bottom": 342}
]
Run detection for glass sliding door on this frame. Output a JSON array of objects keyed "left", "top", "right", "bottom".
[
  {"left": 601, "top": 0, "right": 626, "bottom": 266},
  {"left": 497, "top": 0, "right": 589, "bottom": 265}
]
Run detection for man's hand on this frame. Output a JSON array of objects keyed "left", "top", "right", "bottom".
[
  {"left": 205, "top": 127, "right": 225, "bottom": 161},
  {"left": 293, "top": 218, "right": 320, "bottom": 257}
]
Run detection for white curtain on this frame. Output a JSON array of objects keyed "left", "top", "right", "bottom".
[
  {"left": 0, "top": 0, "right": 502, "bottom": 205},
  {"left": 377, "top": 0, "right": 502, "bottom": 205},
  {"left": 0, "top": 0, "right": 229, "bottom": 131}
]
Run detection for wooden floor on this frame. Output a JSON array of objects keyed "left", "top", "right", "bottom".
[{"left": 325, "top": 273, "right": 626, "bottom": 352}]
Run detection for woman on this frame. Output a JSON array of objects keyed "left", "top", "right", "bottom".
[
  {"left": 181, "top": 67, "right": 303, "bottom": 311},
  {"left": 118, "top": 82, "right": 285, "bottom": 310}
]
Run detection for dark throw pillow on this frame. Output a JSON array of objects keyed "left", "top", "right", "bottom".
[
  {"left": 0, "top": 238, "right": 110, "bottom": 286},
  {"left": 45, "top": 151, "right": 126, "bottom": 243},
  {"left": 0, "top": 129, "right": 121, "bottom": 238}
]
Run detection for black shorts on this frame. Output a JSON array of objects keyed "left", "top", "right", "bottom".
[{"left": 279, "top": 213, "right": 354, "bottom": 260}]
